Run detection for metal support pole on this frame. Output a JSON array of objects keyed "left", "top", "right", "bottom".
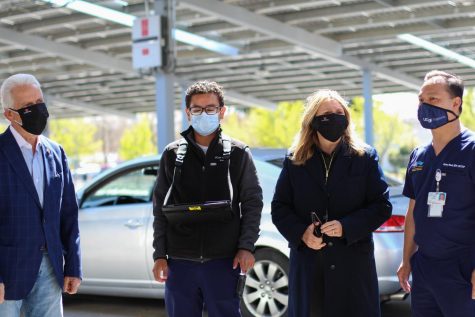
[
  {"left": 155, "top": 71, "right": 175, "bottom": 152},
  {"left": 363, "top": 68, "right": 374, "bottom": 146},
  {"left": 154, "top": 0, "right": 176, "bottom": 153},
  {"left": 181, "top": 84, "right": 189, "bottom": 131}
]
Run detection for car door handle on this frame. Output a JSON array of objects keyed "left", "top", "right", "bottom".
[{"left": 124, "top": 219, "right": 143, "bottom": 229}]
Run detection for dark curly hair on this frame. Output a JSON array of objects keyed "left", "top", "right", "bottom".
[{"left": 185, "top": 81, "right": 224, "bottom": 108}]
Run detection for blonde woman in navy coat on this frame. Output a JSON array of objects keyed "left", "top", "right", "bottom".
[{"left": 271, "top": 89, "right": 392, "bottom": 317}]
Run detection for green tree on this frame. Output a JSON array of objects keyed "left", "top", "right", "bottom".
[
  {"left": 348, "top": 97, "right": 416, "bottom": 162},
  {"left": 388, "top": 143, "right": 416, "bottom": 177},
  {"left": 119, "top": 115, "right": 157, "bottom": 160},
  {"left": 222, "top": 101, "right": 303, "bottom": 148},
  {"left": 48, "top": 118, "right": 102, "bottom": 169},
  {"left": 460, "top": 88, "right": 475, "bottom": 130}
]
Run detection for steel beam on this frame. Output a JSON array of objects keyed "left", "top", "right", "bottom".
[
  {"left": 181, "top": 0, "right": 423, "bottom": 90},
  {"left": 0, "top": 26, "right": 276, "bottom": 110},
  {"left": 362, "top": 69, "right": 374, "bottom": 146},
  {"left": 46, "top": 94, "right": 134, "bottom": 118}
]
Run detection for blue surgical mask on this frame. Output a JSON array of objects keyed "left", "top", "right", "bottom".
[
  {"left": 191, "top": 113, "right": 220, "bottom": 136},
  {"left": 417, "top": 102, "right": 459, "bottom": 130}
]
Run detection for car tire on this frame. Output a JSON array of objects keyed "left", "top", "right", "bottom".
[{"left": 241, "top": 247, "right": 289, "bottom": 317}]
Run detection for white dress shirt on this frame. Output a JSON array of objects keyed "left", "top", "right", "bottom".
[{"left": 10, "top": 126, "right": 45, "bottom": 207}]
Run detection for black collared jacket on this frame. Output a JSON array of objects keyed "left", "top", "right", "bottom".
[{"left": 152, "top": 126, "right": 263, "bottom": 261}]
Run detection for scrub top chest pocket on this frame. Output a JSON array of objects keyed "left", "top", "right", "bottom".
[
  {"left": 437, "top": 164, "right": 472, "bottom": 213},
  {"left": 427, "top": 169, "right": 446, "bottom": 217}
]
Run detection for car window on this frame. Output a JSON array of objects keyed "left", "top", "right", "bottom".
[
  {"left": 385, "top": 175, "right": 403, "bottom": 187},
  {"left": 81, "top": 167, "right": 157, "bottom": 208},
  {"left": 266, "top": 158, "right": 284, "bottom": 169},
  {"left": 254, "top": 160, "right": 281, "bottom": 204}
]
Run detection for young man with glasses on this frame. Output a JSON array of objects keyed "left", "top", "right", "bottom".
[{"left": 152, "top": 81, "right": 263, "bottom": 317}]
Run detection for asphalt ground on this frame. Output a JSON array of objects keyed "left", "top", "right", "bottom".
[{"left": 63, "top": 294, "right": 412, "bottom": 317}]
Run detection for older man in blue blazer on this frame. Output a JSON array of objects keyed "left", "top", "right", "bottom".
[{"left": 0, "top": 74, "right": 81, "bottom": 316}]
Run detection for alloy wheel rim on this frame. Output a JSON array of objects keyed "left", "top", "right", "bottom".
[{"left": 243, "top": 260, "right": 289, "bottom": 317}]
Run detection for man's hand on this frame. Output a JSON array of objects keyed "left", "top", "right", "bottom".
[
  {"left": 397, "top": 261, "right": 412, "bottom": 293},
  {"left": 233, "top": 250, "right": 255, "bottom": 273},
  {"left": 471, "top": 269, "right": 475, "bottom": 300},
  {"left": 0, "top": 283, "right": 4, "bottom": 304},
  {"left": 302, "top": 223, "right": 326, "bottom": 250},
  {"left": 152, "top": 259, "right": 168, "bottom": 283},
  {"left": 64, "top": 277, "right": 81, "bottom": 294}
]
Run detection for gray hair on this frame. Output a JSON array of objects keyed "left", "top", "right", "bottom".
[{"left": 1, "top": 74, "right": 42, "bottom": 111}]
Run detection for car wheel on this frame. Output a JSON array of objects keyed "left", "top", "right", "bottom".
[{"left": 241, "top": 248, "right": 289, "bottom": 317}]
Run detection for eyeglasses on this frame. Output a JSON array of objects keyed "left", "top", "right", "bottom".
[
  {"left": 189, "top": 105, "right": 221, "bottom": 115},
  {"left": 311, "top": 212, "right": 324, "bottom": 238}
]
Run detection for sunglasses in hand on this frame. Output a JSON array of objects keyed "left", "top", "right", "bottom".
[{"left": 311, "top": 212, "right": 324, "bottom": 238}]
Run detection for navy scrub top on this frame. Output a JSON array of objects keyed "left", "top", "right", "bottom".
[{"left": 403, "top": 129, "right": 475, "bottom": 267}]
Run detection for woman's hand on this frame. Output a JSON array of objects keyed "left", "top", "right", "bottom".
[
  {"left": 321, "top": 220, "right": 343, "bottom": 238},
  {"left": 302, "top": 223, "right": 326, "bottom": 250}
]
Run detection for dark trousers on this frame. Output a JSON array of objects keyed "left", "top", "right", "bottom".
[
  {"left": 411, "top": 251, "right": 475, "bottom": 317},
  {"left": 165, "top": 257, "right": 241, "bottom": 317}
]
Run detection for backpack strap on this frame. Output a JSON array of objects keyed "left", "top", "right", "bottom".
[
  {"left": 163, "top": 138, "right": 188, "bottom": 206},
  {"left": 222, "top": 133, "right": 231, "bottom": 160},
  {"left": 221, "top": 134, "right": 233, "bottom": 202},
  {"left": 175, "top": 138, "right": 188, "bottom": 166},
  {"left": 163, "top": 135, "right": 234, "bottom": 206}
]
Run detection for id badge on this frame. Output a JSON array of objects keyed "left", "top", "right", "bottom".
[{"left": 427, "top": 192, "right": 446, "bottom": 217}]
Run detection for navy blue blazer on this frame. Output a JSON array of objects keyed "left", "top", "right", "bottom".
[
  {"left": 0, "top": 127, "right": 81, "bottom": 300},
  {"left": 272, "top": 143, "right": 392, "bottom": 317}
]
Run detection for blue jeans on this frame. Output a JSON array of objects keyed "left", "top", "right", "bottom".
[{"left": 0, "top": 253, "right": 63, "bottom": 317}]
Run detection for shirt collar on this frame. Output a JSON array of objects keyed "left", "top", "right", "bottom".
[{"left": 9, "top": 125, "right": 42, "bottom": 150}]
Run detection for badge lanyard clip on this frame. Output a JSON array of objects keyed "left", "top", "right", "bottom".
[
  {"left": 427, "top": 168, "right": 446, "bottom": 218},
  {"left": 435, "top": 168, "right": 442, "bottom": 192}
]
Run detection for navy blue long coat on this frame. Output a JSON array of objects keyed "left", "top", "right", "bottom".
[{"left": 271, "top": 143, "right": 392, "bottom": 317}]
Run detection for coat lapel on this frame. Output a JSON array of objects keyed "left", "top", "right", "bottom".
[
  {"left": 326, "top": 143, "right": 353, "bottom": 191},
  {"left": 0, "top": 128, "right": 42, "bottom": 208},
  {"left": 41, "top": 141, "right": 55, "bottom": 207},
  {"left": 303, "top": 152, "right": 326, "bottom": 192}
]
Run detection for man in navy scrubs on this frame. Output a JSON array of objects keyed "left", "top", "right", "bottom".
[{"left": 397, "top": 70, "right": 475, "bottom": 317}]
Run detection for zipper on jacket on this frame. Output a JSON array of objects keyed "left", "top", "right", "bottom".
[
  {"left": 321, "top": 152, "right": 335, "bottom": 222},
  {"left": 320, "top": 151, "right": 335, "bottom": 185},
  {"left": 199, "top": 222, "right": 205, "bottom": 262},
  {"left": 324, "top": 194, "right": 330, "bottom": 223}
]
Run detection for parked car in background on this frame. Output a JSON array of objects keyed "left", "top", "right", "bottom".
[
  {"left": 76, "top": 151, "right": 408, "bottom": 317},
  {"left": 72, "top": 164, "right": 104, "bottom": 190}
]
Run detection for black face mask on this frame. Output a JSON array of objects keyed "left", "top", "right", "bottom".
[
  {"left": 311, "top": 113, "right": 348, "bottom": 142},
  {"left": 10, "top": 103, "right": 49, "bottom": 135}
]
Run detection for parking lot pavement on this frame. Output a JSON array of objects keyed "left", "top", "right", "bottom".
[
  {"left": 63, "top": 295, "right": 166, "bottom": 317},
  {"left": 381, "top": 297, "right": 412, "bottom": 317},
  {"left": 64, "top": 294, "right": 411, "bottom": 317}
]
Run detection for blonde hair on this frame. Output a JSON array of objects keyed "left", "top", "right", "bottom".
[{"left": 290, "top": 89, "right": 365, "bottom": 165}]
